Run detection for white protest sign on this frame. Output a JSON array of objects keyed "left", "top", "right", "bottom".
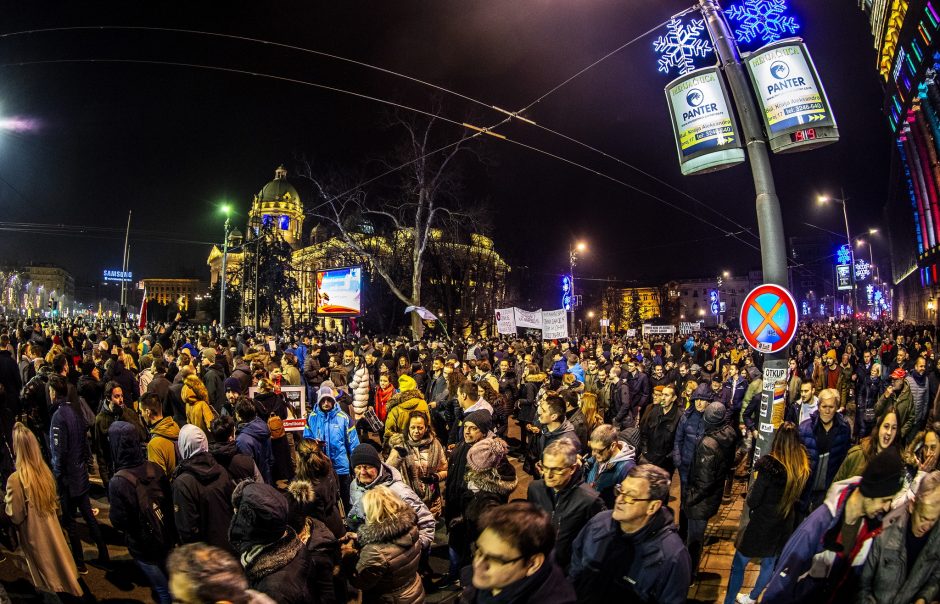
[
  {"left": 513, "top": 307, "right": 543, "bottom": 329},
  {"left": 495, "top": 308, "right": 516, "bottom": 335},
  {"left": 541, "top": 309, "right": 569, "bottom": 340},
  {"left": 626, "top": 329, "right": 637, "bottom": 337},
  {"left": 642, "top": 324, "right": 676, "bottom": 336}
]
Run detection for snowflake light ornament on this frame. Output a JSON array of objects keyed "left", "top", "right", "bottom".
[
  {"left": 854, "top": 260, "right": 871, "bottom": 280},
  {"left": 726, "top": 0, "right": 800, "bottom": 46},
  {"left": 837, "top": 244, "right": 851, "bottom": 264},
  {"left": 653, "top": 17, "right": 714, "bottom": 76}
]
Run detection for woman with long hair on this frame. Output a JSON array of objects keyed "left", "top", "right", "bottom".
[
  {"left": 724, "top": 421, "right": 810, "bottom": 604},
  {"left": 834, "top": 406, "right": 899, "bottom": 482},
  {"left": 386, "top": 410, "right": 448, "bottom": 517},
  {"left": 580, "top": 392, "right": 603, "bottom": 435},
  {"left": 287, "top": 438, "right": 344, "bottom": 539},
  {"left": 5, "top": 423, "right": 82, "bottom": 597}
]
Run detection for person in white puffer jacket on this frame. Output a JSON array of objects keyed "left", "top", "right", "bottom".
[{"left": 349, "top": 354, "right": 371, "bottom": 422}]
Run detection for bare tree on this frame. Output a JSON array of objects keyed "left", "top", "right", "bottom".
[{"left": 298, "top": 109, "right": 481, "bottom": 338}]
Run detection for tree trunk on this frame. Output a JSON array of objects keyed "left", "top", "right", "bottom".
[{"left": 410, "top": 269, "right": 424, "bottom": 339}]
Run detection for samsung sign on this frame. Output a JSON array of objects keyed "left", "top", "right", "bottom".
[
  {"left": 103, "top": 270, "right": 133, "bottom": 283},
  {"left": 665, "top": 67, "right": 745, "bottom": 176}
]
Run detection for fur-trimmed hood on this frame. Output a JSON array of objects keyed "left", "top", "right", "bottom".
[
  {"left": 243, "top": 529, "right": 304, "bottom": 584},
  {"left": 466, "top": 466, "right": 518, "bottom": 497},
  {"left": 357, "top": 506, "right": 418, "bottom": 546},
  {"left": 525, "top": 372, "right": 547, "bottom": 383},
  {"left": 386, "top": 389, "right": 425, "bottom": 414},
  {"left": 287, "top": 479, "right": 316, "bottom": 506}
]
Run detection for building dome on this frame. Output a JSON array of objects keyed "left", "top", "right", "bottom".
[
  {"left": 257, "top": 165, "right": 301, "bottom": 208},
  {"left": 248, "top": 165, "right": 305, "bottom": 248}
]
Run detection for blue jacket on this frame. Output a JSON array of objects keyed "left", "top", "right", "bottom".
[
  {"left": 720, "top": 376, "right": 748, "bottom": 411},
  {"left": 50, "top": 398, "right": 91, "bottom": 496},
  {"left": 303, "top": 403, "right": 360, "bottom": 476},
  {"left": 798, "top": 411, "right": 852, "bottom": 507},
  {"left": 582, "top": 441, "right": 636, "bottom": 509},
  {"left": 568, "top": 363, "right": 585, "bottom": 383},
  {"left": 763, "top": 479, "right": 878, "bottom": 604},
  {"left": 672, "top": 406, "right": 706, "bottom": 482},
  {"left": 235, "top": 417, "right": 274, "bottom": 484},
  {"left": 570, "top": 507, "right": 691, "bottom": 604}
]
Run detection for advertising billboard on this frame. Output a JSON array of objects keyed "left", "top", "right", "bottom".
[
  {"left": 315, "top": 266, "right": 362, "bottom": 316},
  {"left": 103, "top": 270, "right": 133, "bottom": 283},
  {"left": 836, "top": 264, "right": 853, "bottom": 291},
  {"left": 665, "top": 67, "right": 745, "bottom": 176},
  {"left": 745, "top": 38, "right": 839, "bottom": 153}
]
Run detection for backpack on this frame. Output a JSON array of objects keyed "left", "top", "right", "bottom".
[{"left": 114, "top": 463, "right": 176, "bottom": 557}]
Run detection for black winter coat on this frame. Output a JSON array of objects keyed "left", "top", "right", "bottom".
[
  {"left": 737, "top": 455, "right": 796, "bottom": 558},
  {"left": 49, "top": 399, "right": 91, "bottom": 496},
  {"left": 245, "top": 531, "right": 313, "bottom": 604},
  {"left": 171, "top": 451, "right": 235, "bottom": 552},
  {"left": 527, "top": 475, "right": 605, "bottom": 572},
  {"left": 639, "top": 402, "right": 681, "bottom": 469},
  {"left": 209, "top": 440, "right": 259, "bottom": 482},
  {"left": 685, "top": 423, "right": 737, "bottom": 520},
  {"left": 460, "top": 558, "right": 576, "bottom": 604}
]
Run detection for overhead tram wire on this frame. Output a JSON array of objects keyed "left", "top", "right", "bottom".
[
  {"left": 0, "top": 57, "right": 738, "bottom": 243},
  {"left": 0, "top": 19, "right": 760, "bottom": 243}
]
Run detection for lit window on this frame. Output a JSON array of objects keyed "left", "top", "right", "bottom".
[
  {"left": 262, "top": 214, "right": 273, "bottom": 227},
  {"left": 279, "top": 215, "right": 290, "bottom": 230}
]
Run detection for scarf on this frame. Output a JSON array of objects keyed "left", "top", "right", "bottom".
[{"left": 402, "top": 434, "right": 444, "bottom": 501}]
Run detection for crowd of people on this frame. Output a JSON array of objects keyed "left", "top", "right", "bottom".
[{"left": 0, "top": 315, "right": 939, "bottom": 604}]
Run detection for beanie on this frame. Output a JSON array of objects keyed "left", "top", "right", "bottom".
[
  {"left": 463, "top": 410, "right": 493, "bottom": 435},
  {"left": 466, "top": 437, "right": 509, "bottom": 472},
  {"left": 224, "top": 377, "right": 241, "bottom": 394},
  {"left": 398, "top": 374, "right": 418, "bottom": 392},
  {"left": 349, "top": 444, "right": 382, "bottom": 472},
  {"left": 704, "top": 402, "right": 727, "bottom": 426},
  {"left": 859, "top": 448, "right": 904, "bottom": 498},
  {"left": 691, "top": 383, "right": 713, "bottom": 402}
]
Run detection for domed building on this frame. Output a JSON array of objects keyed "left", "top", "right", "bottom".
[{"left": 247, "top": 165, "right": 304, "bottom": 248}]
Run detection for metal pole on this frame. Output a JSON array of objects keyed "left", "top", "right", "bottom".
[
  {"left": 569, "top": 246, "right": 576, "bottom": 340},
  {"left": 120, "top": 210, "right": 132, "bottom": 319},
  {"left": 220, "top": 216, "right": 229, "bottom": 327},
  {"left": 840, "top": 195, "right": 859, "bottom": 322},
  {"left": 700, "top": 0, "right": 789, "bottom": 460}
]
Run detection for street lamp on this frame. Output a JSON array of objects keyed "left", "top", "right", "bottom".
[
  {"left": 569, "top": 241, "right": 587, "bottom": 339},
  {"left": 220, "top": 204, "right": 232, "bottom": 328},
  {"left": 818, "top": 191, "right": 859, "bottom": 322}
]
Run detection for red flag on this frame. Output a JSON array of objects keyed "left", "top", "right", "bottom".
[{"left": 138, "top": 290, "right": 148, "bottom": 329}]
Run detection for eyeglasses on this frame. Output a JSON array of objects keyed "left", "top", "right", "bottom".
[
  {"left": 613, "top": 484, "right": 658, "bottom": 505},
  {"left": 536, "top": 461, "right": 574, "bottom": 476},
  {"left": 589, "top": 444, "right": 611, "bottom": 455},
  {"left": 473, "top": 546, "right": 524, "bottom": 566}
]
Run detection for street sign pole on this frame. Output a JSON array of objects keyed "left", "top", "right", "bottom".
[{"left": 699, "top": 0, "right": 790, "bottom": 461}]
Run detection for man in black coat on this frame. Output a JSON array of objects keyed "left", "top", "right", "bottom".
[
  {"left": 639, "top": 384, "right": 682, "bottom": 475},
  {"left": 526, "top": 438, "right": 605, "bottom": 572},
  {"left": 460, "top": 502, "right": 576, "bottom": 604},
  {"left": 146, "top": 357, "right": 172, "bottom": 415}
]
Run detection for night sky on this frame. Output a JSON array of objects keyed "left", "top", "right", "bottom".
[{"left": 0, "top": 1, "right": 892, "bottom": 306}]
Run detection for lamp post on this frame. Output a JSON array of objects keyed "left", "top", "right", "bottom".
[
  {"left": 220, "top": 205, "right": 231, "bottom": 327},
  {"left": 569, "top": 241, "right": 586, "bottom": 339},
  {"left": 818, "top": 192, "right": 859, "bottom": 323}
]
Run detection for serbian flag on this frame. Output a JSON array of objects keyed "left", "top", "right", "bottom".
[{"left": 138, "top": 290, "right": 148, "bottom": 329}]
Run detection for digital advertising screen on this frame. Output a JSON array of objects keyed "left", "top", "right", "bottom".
[{"left": 315, "top": 266, "right": 362, "bottom": 316}]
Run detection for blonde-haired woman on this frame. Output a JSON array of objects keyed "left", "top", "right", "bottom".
[
  {"left": 5, "top": 423, "right": 82, "bottom": 596},
  {"left": 341, "top": 485, "right": 424, "bottom": 604},
  {"left": 580, "top": 392, "right": 604, "bottom": 436}
]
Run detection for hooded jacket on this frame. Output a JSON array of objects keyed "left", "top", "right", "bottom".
[
  {"left": 230, "top": 481, "right": 313, "bottom": 604},
  {"left": 347, "top": 506, "right": 424, "bottom": 604},
  {"left": 737, "top": 455, "right": 797, "bottom": 558},
  {"left": 527, "top": 473, "right": 606, "bottom": 572},
  {"left": 303, "top": 400, "right": 360, "bottom": 476},
  {"left": 147, "top": 415, "right": 180, "bottom": 477},
  {"left": 875, "top": 380, "right": 916, "bottom": 445},
  {"left": 286, "top": 478, "right": 345, "bottom": 540},
  {"left": 859, "top": 501, "right": 940, "bottom": 604},
  {"left": 348, "top": 364, "right": 371, "bottom": 417},
  {"left": 92, "top": 401, "right": 147, "bottom": 485},
  {"left": 347, "top": 463, "right": 436, "bottom": 550},
  {"left": 183, "top": 375, "right": 216, "bottom": 434},
  {"left": 685, "top": 422, "right": 737, "bottom": 520},
  {"left": 172, "top": 425, "right": 235, "bottom": 552},
  {"left": 672, "top": 405, "right": 707, "bottom": 483},
  {"left": 762, "top": 479, "right": 884, "bottom": 604},
  {"left": 202, "top": 362, "right": 227, "bottom": 412},
  {"left": 236, "top": 417, "right": 274, "bottom": 485},
  {"left": 383, "top": 390, "right": 430, "bottom": 443},
  {"left": 209, "top": 439, "right": 261, "bottom": 483},
  {"left": 108, "top": 421, "right": 173, "bottom": 562},
  {"left": 582, "top": 441, "right": 637, "bottom": 509},
  {"left": 570, "top": 507, "right": 691, "bottom": 604},
  {"left": 535, "top": 419, "right": 581, "bottom": 463}
]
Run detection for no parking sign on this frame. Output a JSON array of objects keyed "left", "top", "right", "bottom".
[{"left": 740, "top": 284, "right": 798, "bottom": 354}]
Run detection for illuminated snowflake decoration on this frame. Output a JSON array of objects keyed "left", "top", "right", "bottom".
[
  {"left": 653, "top": 17, "right": 714, "bottom": 76},
  {"left": 837, "top": 244, "right": 851, "bottom": 264},
  {"left": 854, "top": 260, "right": 872, "bottom": 280},
  {"left": 866, "top": 284, "right": 875, "bottom": 302},
  {"left": 726, "top": 0, "right": 800, "bottom": 46}
]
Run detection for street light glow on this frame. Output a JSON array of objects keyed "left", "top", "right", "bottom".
[
  {"left": 817, "top": 195, "right": 829, "bottom": 203},
  {"left": 722, "top": 270, "right": 730, "bottom": 278},
  {"left": 576, "top": 241, "right": 587, "bottom": 252},
  {"left": 587, "top": 311, "right": 595, "bottom": 318},
  {"left": 868, "top": 228, "right": 878, "bottom": 235},
  {"left": 221, "top": 204, "right": 231, "bottom": 215}
]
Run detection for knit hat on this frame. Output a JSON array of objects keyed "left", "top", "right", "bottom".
[
  {"left": 229, "top": 481, "right": 289, "bottom": 553},
  {"left": 224, "top": 377, "right": 241, "bottom": 393},
  {"left": 826, "top": 349, "right": 838, "bottom": 361},
  {"left": 349, "top": 444, "right": 382, "bottom": 472},
  {"left": 747, "top": 366, "right": 761, "bottom": 381},
  {"left": 890, "top": 367, "right": 907, "bottom": 380},
  {"left": 202, "top": 349, "right": 216, "bottom": 364},
  {"left": 859, "top": 448, "right": 904, "bottom": 498},
  {"left": 463, "top": 410, "right": 493, "bottom": 435},
  {"left": 691, "top": 383, "right": 713, "bottom": 402},
  {"left": 704, "top": 402, "right": 727, "bottom": 426},
  {"left": 398, "top": 374, "right": 418, "bottom": 392},
  {"left": 690, "top": 364, "right": 701, "bottom": 373},
  {"left": 466, "top": 437, "right": 509, "bottom": 472},
  {"left": 178, "top": 424, "right": 209, "bottom": 460}
]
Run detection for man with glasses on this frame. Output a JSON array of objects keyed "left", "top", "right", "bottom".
[
  {"left": 461, "top": 502, "right": 576, "bottom": 603},
  {"left": 527, "top": 438, "right": 605, "bottom": 573},
  {"left": 570, "top": 464, "right": 691, "bottom": 604}
]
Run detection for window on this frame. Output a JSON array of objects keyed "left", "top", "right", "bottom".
[
  {"left": 262, "top": 214, "right": 273, "bottom": 227},
  {"left": 693, "top": 291, "right": 698, "bottom": 298},
  {"left": 279, "top": 215, "right": 290, "bottom": 230}
]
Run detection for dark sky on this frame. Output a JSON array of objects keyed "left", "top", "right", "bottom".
[{"left": 0, "top": 1, "right": 892, "bottom": 304}]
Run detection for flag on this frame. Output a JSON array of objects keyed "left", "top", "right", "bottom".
[
  {"left": 138, "top": 289, "right": 148, "bottom": 329},
  {"left": 404, "top": 306, "right": 439, "bottom": 321}
]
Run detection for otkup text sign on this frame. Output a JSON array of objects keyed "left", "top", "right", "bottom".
[
  {"left": 665, "top": 67, "right": 745, "bottom": 176},
  {"left": 740, "top": 284, "right": 798, "bottom": 354}
]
